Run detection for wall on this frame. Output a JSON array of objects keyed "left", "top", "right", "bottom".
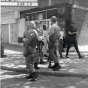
[
  {"left": 38, "top": 0, "right": 49, "bottom": 8},
  {"left": 38, "top": 0, "right": 88, "bottom": 8},
  {"left": 1, "top": 11, "right": 19, "bottom": 44},
  {"left": 1, "top": 12, "right": 16, "bottom": 24}
]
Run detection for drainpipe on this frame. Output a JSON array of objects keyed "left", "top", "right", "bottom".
[{"left": 9, "top": 24, "right": 11, "bottom": 44}]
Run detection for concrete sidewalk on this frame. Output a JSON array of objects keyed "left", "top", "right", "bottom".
[{"left": 1, "top": 43, "right": 88, "bottom": 78}]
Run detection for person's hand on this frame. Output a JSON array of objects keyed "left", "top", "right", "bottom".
[
  {"left": 76, "top": 32, "right": 78, "bottom": 35},
  {"left": 23, "top": 38, "right": 26, "bottom": 42},
  {"left": 68, "top": 31, "right": 71, "bottom": 34}
]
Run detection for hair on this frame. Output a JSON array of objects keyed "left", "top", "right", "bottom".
[{"left": 43, "top": 24, "right": 46, "bottom": 30}]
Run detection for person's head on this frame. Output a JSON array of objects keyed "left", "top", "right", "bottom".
[
  {"left": 51, "top": 16, "right": 57, "bottom": 24},
  {"left": 31, "top": 21, "right": 36, "bottom": 28},
  {"left": 43, "top": 24, "right": 46, "bottom": 30},
  {"left": 26, "top": 21, "right": 35, "bottom": 31},
  {"left": 35, "top": 21, "right": 41, "bottom": 28}
]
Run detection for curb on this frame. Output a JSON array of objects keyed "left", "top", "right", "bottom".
[{"left": 1, "top": 66, "right": 88, "bottom": 78}]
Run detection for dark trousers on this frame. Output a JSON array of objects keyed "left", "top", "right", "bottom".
[
  {"left": 66, "top": 38, "right": 81, "bottom": 57},
  {"left": 59, "top": 39, "right": 63, "bottom": 57}
]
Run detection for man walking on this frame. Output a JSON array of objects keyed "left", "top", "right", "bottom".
[
  {"left": 48, "top": 16, "right": 61, "bottom": 71},
  {"left": 66, "top": 22, "right": 84, "bottom": 58}
]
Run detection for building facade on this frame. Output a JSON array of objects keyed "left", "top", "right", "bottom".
[
  {"left": 1, "top": 0, "right": 38, "bottom": 45},
  {"left": 1, "top": 0, "right": 88, "bottom": 45}
]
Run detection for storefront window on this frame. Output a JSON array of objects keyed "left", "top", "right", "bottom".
[
  {"left": 47, "top": 9, "right": 57, "bottom": 19},
  {"left": 37, "top": 12, "right": 43, "bottom": 20}
]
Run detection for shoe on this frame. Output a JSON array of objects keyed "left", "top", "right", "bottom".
[
  {"left": 52, "top": 63, "right": 61, "bottom": 71},
  {"left": 1, "top": 55, "right": 7, "bottom": 58},
  {"left": 79, "top": 55, "right": 84, "bottom": 58},
  {"left": 34, "top": 63, "right": 39, "bottom": 69},
  {"left": 30, "top": 72, "right": 39, "bottom": 81},
  {"left": 25, "top": 73, "right": 33, "bottom": 79},
  {"left": 40, "top": 61, "right": 45, "bottom": 64},
  {"left": 66, "top": 56, "right": 69, "bottom": 58},
  {"left": 51, "top": 63, "right": 56, "bottom": 68},
  {"left": 44, "top": 54, "right": 48, "bottom": 57},
  {"left": 60, "top": 56, "right": 64, "bottom": 58},
  {"left": 53, "top": 65, "right": 61, "bottom": 71}
]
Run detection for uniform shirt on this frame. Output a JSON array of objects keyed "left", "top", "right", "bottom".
[
  {"left": 24, "top": 30, "right": 38, "bottom": 48},
  {"left": 48, "top": 23, "right": 60, "bottom": 47},
  {"left": 49, "top": 23, "right": 60, "bottom": 39}
]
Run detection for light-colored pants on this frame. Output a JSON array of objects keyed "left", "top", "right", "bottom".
[
  {"left": 25, "top": 48, "right": 36, "bottom": 73},
  {"left": 34, "top": 49, "right": 40, "bottom": 63},
  {"left": 49, "top": 47, "right": 59, "bottom": 63},
  {"left": 42, "top": 40, "right": 48, "bottom": 55}
]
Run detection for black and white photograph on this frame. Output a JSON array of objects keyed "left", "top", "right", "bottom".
[{"left": 1, "top": 0, "right": 88, "bottom": 88}]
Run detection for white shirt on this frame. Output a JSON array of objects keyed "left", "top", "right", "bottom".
[{"left": 60, "top": 31, "right": 64, "bottom": 40}]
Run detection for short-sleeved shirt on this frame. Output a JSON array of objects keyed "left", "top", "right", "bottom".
[
  {"left": 49, "top": 23, "right": 60, "bottom": 47},
  {"left": 60, "top": 31, "right": 64, "bottom": 40},
  {"left": 49, "top": 23, "right": 60, "bottom": 39}
]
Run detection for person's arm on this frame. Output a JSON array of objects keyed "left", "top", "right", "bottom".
[
  {"left": 54, "top": 25, "right": 60, "bottom": 49},
  {"left": 48, "top": 26, "right": 54, "bottom": 36},
  {"left": 23, "top": 31, "right": 28, "bottom": 42},
  {"left": 68, "top": 26, "right": 78, "bottom": 35},
  {"left": 68, "top": 31, "right": 78, "bottom": 35}
]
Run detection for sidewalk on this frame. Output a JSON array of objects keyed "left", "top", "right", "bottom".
[{"left": 1, "top": 43, "right": 88, "bottom": 78}]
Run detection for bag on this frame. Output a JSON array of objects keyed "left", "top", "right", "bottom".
[{"left": 27, "top": 46, "right": 35, "bottom": 54}]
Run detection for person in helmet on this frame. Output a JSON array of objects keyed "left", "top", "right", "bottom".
[
  {"left": 48, "top": 16, "right": 61, "bottom": 71},
  {"left": 23, "top": 21, "right": 40, "bottom": 80}
]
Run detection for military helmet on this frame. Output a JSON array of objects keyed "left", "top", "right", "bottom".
[{"left": 51, "top": 16, "right": 57, "bottom": 22}]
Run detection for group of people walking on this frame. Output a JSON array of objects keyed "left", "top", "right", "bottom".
[{"left": 23, "top": 16, "right": 84, "bottom": 81}]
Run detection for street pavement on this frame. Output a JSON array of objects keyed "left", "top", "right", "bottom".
[
  {"left": 1, "top": 70, "right": 88, "bottom": 88},
  {"left": 1, "top": 43, "right": 88, "bottom": 78}
]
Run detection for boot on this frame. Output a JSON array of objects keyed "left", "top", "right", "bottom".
[
  {"left": 79, "top": 55, "right": 84, "bottom": 58},
  {"left": 40, "top": 58, "right": 45, "bottom": 64},
  {"left": 30, "top": 72, "right": 39, "bottom": 81},
  {"left": 34, "top": 63, "right": 39, "bottom": 69},
  {"left": 25, "top": 73, "right": 33, "bottom": 79},
  {"left": 26, "top": 72, "right": 39, "bottom": 81},
  {"left": 60, "top": 56, "right": 64, "bottom": 58},
  {"left": 51, "top": 63, "right": 56, "bottom": 68},
  {"left": 66, "top": 54, "right": 69, "bottom": 58},
  {"left": 53, "top": 63, "right": 61, "bottom": 71}
]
